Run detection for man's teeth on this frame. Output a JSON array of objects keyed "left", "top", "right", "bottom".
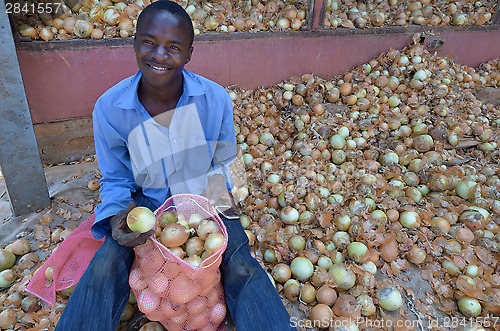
[{"left": 150, "top": 64, "right": 168, "bottom": 71}]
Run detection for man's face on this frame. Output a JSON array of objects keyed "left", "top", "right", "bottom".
[{"left": 134, "top": 11, "right": 193, "bottom": 90}]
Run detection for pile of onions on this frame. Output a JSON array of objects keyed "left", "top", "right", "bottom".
[
  {"left": 227, "top": 37, "right": 500, "bottom": 328},
  {"left": 2, "top": 31, "right": 500, "bottom": 330}
]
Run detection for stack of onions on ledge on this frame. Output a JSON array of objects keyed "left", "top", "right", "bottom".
[
  {"left": 12, "top": 0, "right": 308, "bottom": 41},
  {"left": 324, "top": 0, "right": 497, "bottom": 29}
]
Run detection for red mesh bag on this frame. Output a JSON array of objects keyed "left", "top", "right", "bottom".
[
  {"left": 130, "top": 194, "right": 228, "bottom": 331},
  {"left": 26, "top": 214, "right": 105, "bottom": 304}
]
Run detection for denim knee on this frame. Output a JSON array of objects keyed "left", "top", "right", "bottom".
[{"left": 89, "top": 235, "right": 135, "bottom": 283}]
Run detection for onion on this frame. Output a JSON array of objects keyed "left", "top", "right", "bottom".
[
  {"left": 458, "top": 297, "right": 482, "bottom": 317},
  {"left": 317, "top": 256, "right": 333, "bottom": 270},
  {"left": 0, "top": 249, "right": 16, "bottom": 271},
  {"left": 264, "top": 249, "right": 277, "bottom": 264},
  {"left": 176, "top": 215, "right": 189, "bottom": 229},
  {"left": 359, "top": 294, "right": 376, "bottom": 316},
  {"left": 87, "top": 179, "right": 100, "bottom": 191},
  {"left": 63, "top": 17, "right": 77, "bottom": 33},
  {"left": 188, "top": 213, "right": 205, "bottom": 229},
  {"left": 139, "top": 321, "right": 165, "bottom": 331},
  {"left": 39, "top": 27, "right": 54, "bottom": 41},
  {"left": 332, "top": 294, "right": 361, "bottom": 318},
  {"left": 347, "top": 242, "right": 369, "bottom": 263},
  {"left": 17, "top": 252, "right": 38, "bottom": 271},
  {"left": 271, "top": 263, "right": 291, "bottom": 283},
  {"left": 406, "top": 245, "right": 425, "bottom": 266},
  {"left": 120, "top": 303, "right": 135, "bottom": 322},
  {"left": 283, "top": 279, "right": 300, "bottom": 301},
  {"left": 380, "top": 238, "right": 398, "bottom": 262},
  {"left": 0, "top": 269, "right": 17, "bottom": 288},
  {"left": 316, "top": 285, "right": 337, "bottom": 306},
  {"left": 455, "top": 180, "right": 479, "bottom": 200},
  {"left": 158, "top": 211, "right": 177, "bottom": 227},
  {"left": 19, "top": 24, "right": 37, "bottom": 38},
  {"left": 329, "top": 264, "right": 356, "bottom": 290},
  {"left": 21, "top": 296, "right": 41, "bottom": 313},
  {"left": 4, "top": 292, "right": 23, "bottom": 306},
  {"left": 290, "top": 256, "right": 314, "bottom": 281},
  {"left": 276, "top": 18, "right": 290, "bottom": 29},
  {"left": 239, "top": 215, "right": 250, "bottom": 229},
  {"left": 0, "top": 308, "right": 16, "bottom": 329},
  {"left": 204, "top": 232, "right": 225, "bottom": 255},
  {"left": 335, "top": 215, "right": 351, "bottom": 231},
  {"left": 300, "top": 284, "right": 316, "bottom": 303},
  {"left": 103, "top": 8, "right": 120, "bottom": 25},
  {"left": 169, "top": 247, "right": 186, "bottom": 259},
  {"left": 399, "top": 211, "right": 421, "bottom": 229},
  {"left": 442, "top": 259, "right": 461, "bottom": 276},
  {"left": 127, "top": 207, "right": 156, "bottom": 233},
  {"left": 288, "top": 235, "right": 306, "bottom": 251},
  {"left": 196, "top": 219, "right": 220, "bottom": 240},
  {"left": 184, "top": 255, "right": 202, "bottom": 268},
  {"left": 45, "top": 266, "right": 54, "bottom": 282},
  {"left": 362, "top": 261, "right": 377, "bottom": 275},
  {"left": 185, "top": 237, "right": 204, "bottom": 257},
  {"left": 332, "top": 231, "right": 350, "bottom": 250},
  {"left": 430, "top": 217, "right": 451, "bottom": 234},
  {"left": 169, "top": 275, "right": 200, "bottom": 304},
  {"left": 280, "top": 206, "right": 299, "bottom": 224},
  {"left": 376, "top": 285, "right": 403, "bottom": 311},
  {"left": 310, "top": 304, "right": 333, "bottom": 328},
  {"left": 160, "top": 223, "right": 189, "bottom": 247},
  {"left": 73, "top": 19, "right": 93, "bottom": 38}
]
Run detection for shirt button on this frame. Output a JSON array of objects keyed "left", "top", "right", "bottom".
[{"left": 172, "top": 139, "right": 177, "bottom": 143}]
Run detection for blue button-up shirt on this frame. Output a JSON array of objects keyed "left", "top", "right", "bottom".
[{"left": 91, "top": 69, "right": 236, "bottom": 239}]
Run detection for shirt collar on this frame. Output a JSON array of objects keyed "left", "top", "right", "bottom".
[{"left": 114, "top": 69, "right": 207, "bottom": 109}]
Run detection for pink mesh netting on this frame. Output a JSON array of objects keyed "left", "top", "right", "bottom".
[
  {"left": 130, "top": 194, "right": 228, "bottom": 331},
  {"left": 26, "top": 214, "right": 104, "bottom": 305}
]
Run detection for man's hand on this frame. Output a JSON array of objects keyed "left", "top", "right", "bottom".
[
  {"left": 110, "top": 201, "right": 155, "bottom": 247},
  {"left": 206, "top": 174, "right": 232, "bottom": 206}
]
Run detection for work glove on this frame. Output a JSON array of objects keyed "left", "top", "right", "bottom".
[{"left": 110, "top": 201, "right": 154, "bottom": 247}]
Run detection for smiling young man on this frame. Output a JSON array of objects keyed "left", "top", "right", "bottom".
[{"left": 54, "top": 1, "right": 294, "bottom": 330}]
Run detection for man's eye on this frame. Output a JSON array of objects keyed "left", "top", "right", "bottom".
[
  {"left": 170, "top": 46, "right": 180, "bottom": 51},
  {"left": 144, "top": 40, "right": 154, "bottom": 45}
]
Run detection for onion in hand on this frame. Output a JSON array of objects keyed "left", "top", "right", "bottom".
[{"left": 126, "top": 207, "right": 156, "bottom": 233}]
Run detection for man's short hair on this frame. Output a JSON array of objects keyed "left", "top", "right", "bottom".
[{"left": 136, "top": 0, "right": 194, "bottom": 46}]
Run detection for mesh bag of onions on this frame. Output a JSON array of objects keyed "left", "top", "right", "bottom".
[{"left": 130, "top": 194, "right": 228, "bottom": 330}]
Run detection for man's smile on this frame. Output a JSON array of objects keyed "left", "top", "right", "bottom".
[{"left": 147, "top": 63, "right": 171, "bottom": 72}]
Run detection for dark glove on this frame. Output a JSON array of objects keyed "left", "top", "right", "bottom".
[{"left": 110, "top": 201, "right": 155, "bottom": 247}]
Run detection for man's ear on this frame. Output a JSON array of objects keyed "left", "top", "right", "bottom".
[{"left": 185, "top": 46, "right": 194, "bottom": 64}]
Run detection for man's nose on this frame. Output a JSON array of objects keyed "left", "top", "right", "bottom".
[{"left": 152, "top": 46, "right": 169, "bottom": 60}]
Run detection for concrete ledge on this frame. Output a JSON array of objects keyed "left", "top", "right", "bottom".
[{"left": 34, "top": 118, "right": 95, "bottom": 164}]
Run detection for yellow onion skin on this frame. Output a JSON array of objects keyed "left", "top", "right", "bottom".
[
  {"left": 376, "top": 285, "right": 403, "bottom": 311},
  {"left": 126, "top": 207, "right": 156, "bottom": 233}
]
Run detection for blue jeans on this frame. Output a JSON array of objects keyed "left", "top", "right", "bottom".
[{"left": 55, "top": 194, "right": 295, "bottom": 330}]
